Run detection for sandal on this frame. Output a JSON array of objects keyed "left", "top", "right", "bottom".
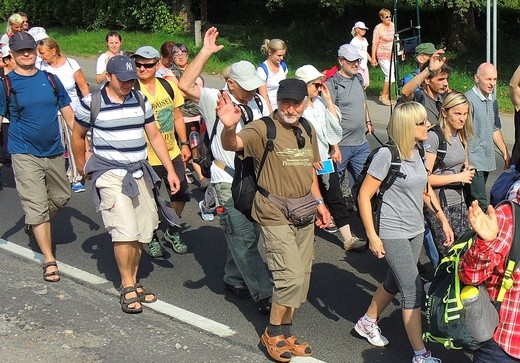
[
  {"left": 285, "top": 335, "right": 313, "bottom": 356},
  {"left": 135, "top": 283, "right": 157, "bottom": 303},
  {"left": 42, "top": 261, "right": 60, "bottom": 282},
  {"left": 261, "top": 328, "right": 291, "bottom": 363},
  {"left": 119, "top": 285, "right": 143, "bottom": 314}
]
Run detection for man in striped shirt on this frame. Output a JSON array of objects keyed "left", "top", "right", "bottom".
[{"left": 72, "top": 55, "right": 180, "bottom": 314}]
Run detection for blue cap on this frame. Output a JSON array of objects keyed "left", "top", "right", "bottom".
[{"left": 106, "top": 55, "right": 137, "bottom": 82}]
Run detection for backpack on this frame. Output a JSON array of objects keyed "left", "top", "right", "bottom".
[
  {"left": 2, "top": 70, "right": 59, "bottom": 120},
  {"left": 428, "top": 125, "right": 447, "bottom": 171},
  {"left": 490, "top": 166, "right": 520, "bottom": 207},
  {"left": 352, "top": 137, "right": 407, "bottom": 233},
  {"left": 232, "top": 116, "right": 313, "bottom": 220},
  {"left": 194, "top": 91, "right": 264, "bottom": 179},
  {"left": 89, "top": 89, "right": 146, "bottom": 126},
  {"left": 423, "top": 200, "right": 520, "bottom": 350},
  {"left": 259, "top": 61, "right": 287, "bottom": 77},
  {"left": 133, "top": 78, "right": 175, "bottom": 102}
]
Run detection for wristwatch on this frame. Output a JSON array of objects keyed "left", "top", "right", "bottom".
[
  {"left": 315, "top": 197, "right": 325, "bottom": 206},
  {"left": 180, "top": 141, "right": 189, "bottom": 146}
]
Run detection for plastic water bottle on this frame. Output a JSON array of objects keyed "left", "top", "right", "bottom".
[{"left": 189, "top": 126, "right": 201, "bottom": 163}]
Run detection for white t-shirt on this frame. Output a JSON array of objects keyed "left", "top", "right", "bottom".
[
  {"left": 198, "top": 86, "right": 269, "bottom": 184},
  {"left": 38, "top": 57, "right": 82, "bottom": 110},
  {"left": 256, "top": 61, "right": 287, "bottom": 111},
  {"left": 350, "top": 37, "right": 369, "bottom": 70}
]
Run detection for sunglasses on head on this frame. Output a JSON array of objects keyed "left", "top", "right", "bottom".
[{"left": 135, "top": 61, "right": 157, "bottom": 69}]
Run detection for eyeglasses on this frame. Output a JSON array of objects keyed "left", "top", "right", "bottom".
[
  {"left": 416, "top": 119, "right": 428, "bottom": 126},
  {"left": 293, "top": 127, "right": 306, "bottom": 149},
  {"left": 312, "top": 83, "right": 322, "bottom": 89},
  {"left": 135, "top": 61, "right": 157, "bottom": 69},
  {"left": 173, "top": 52, "right": 188, "bottom": 58}
]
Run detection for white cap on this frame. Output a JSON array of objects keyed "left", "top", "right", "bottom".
[
  {"left": 1, "top": 45, "right": 10, "bottom": 58},
  {"left": 338, "top": 44, "right": 362, "bottom": 61},
  {"left": 27, "top": 27, "right": 49, "bottom": 42},
  {"left": 228, "top": 61, "right": 264, "bottom": 91},
  {"left": 295, "top": 65, "right": 324, "bottom": 84},
  {"left": 353, "top": 21, "right": 369, "bottom": 30}
]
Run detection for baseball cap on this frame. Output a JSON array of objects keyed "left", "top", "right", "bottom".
[
  {"left": 228, "top": 61, "right": 264, "bottom": 91},
  {"left": 106, "top": 55, "right": 137, "bottom": 82},
  {"left": 338, "top": 44, "right": 362, "bottom": 62},
  {"left": 9, "top": 32, "right": 36, "bottom": 51},
  {"left": 295, "top": 65, "right": 324, "bottom": 84},
  {"left": 27, "top": 27, "right": 49, "bottom": 42},
  {"left": 1, "top": 45, "right": 10, "bottom": 58},
  {"left": 415, "top": 43, "right": 437, "bottom": 56},
  {"left": 277, "top": 79, "right": 307, "bottom": 102},
  {"left": 353, "top": 21, "right": 369, "bottom": 30},
  {"left": 132, "top": 46, "right": 160, "bottom": 61}
]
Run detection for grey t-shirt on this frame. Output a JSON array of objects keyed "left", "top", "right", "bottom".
[
  {"left": 325, "top": 73, "right": 367, "bottom": 147},
  {"left": 368, "top": 147, "right": 427, "bottom": 239},
  {"left": 424, "top": 130, "right": 466, "bottom": 206}
]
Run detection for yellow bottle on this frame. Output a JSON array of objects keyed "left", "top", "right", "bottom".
[{"left": 460, "top": 285, "right": 479, "bottom": 304}]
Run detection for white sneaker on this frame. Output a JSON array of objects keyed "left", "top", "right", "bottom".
[
  {"left": 412, "top": 351, "right": 442, "bottom": 363},
  {"left": 199, "top": 200, "right": 214, "bottom": 221},
  {"left": 354, "top": 317, "right": 389, "bottom": 347}
]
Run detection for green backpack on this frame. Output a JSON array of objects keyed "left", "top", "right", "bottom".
[{"left": 423, "top": 200, "right": 520, "bottom": 350}]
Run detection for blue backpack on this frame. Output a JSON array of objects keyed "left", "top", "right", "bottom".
[
  {"left": 259, "top": 61, "right": 287, "bottom": 77},
  {"left": 490, "top": 166, "right": 520, "bottom": 207}
]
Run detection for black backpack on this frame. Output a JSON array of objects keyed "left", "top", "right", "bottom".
[
  {"left": 428, "top": 124, "right": 448, "bottom": 171},
  {"left": 232, "top": 116, "right": 313, "bottom": 221},
  {"left": 352, "top": 138, "right": 406, "bottom": 233},
  {"left": 423, "top": 200, "right": 520, "bottom": 350}
]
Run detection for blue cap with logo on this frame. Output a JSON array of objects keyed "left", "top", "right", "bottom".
[{"left": 106, "top": 55, "right": 137, "bottom": 82}]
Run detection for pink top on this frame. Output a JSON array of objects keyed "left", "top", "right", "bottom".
[{"left": 373, "top": 23, "right": 394, "bottom": 61}]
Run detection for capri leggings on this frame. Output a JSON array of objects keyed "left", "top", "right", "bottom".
[{"left": 381, "top": 233, "right": 424, "bottom": 309}]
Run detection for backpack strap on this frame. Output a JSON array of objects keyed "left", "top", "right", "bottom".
[
  {"left": 89, "top": 89, "right": 145, "bottom": 127},
  {"left": 429, "top": 125, "right": 447, "bottom": 171},
  {"left": 1, "top": 75, "right": 11, "bottom": 119},
  {"left": 299, "top": 117, "right": 313, "bottom": 139},
  {"left": 257, "top": 116, "right": 276, "bottom": 182},
  {"left": 157, "top": 77, "right": 175, "bottom": 101},
  {"left": 379, "top": 142, "right": 405, "bottom": 195},
  {"left": 253, "top": 94, "right": 263, "bottom": 114},
  {"left": 259, "top": 62, "right": 268, "bottom": 77},
  {"left": 496, "top": 200, "right": 520, "bottom": 302}
]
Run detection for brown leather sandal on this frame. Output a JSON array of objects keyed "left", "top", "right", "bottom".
[
  {"left": 285, "top": 335, "right": 312, "bottom": 356},
  {"left": 260, "top": 328, "right": 291, "bottom": 363},
  {"left": 42, "top": 261, "right": 60, "bottom": 282},
  {"left": 135, "top": 283, "right": 157, "bottom": 303}
]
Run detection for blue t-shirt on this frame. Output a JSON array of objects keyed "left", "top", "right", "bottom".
[{"left": 0, "top": 70, "right": 71, "bottom": 157}]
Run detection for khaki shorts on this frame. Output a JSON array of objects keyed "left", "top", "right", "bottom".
[
  {"left": 260, "top": 223, "right": 315, "bottom": 308},
  {"left": 96, "top": 171, "right": 158, "bottom": 243},
  {"left": 11, "top": 153, "right": 70, "bottom": 225}
]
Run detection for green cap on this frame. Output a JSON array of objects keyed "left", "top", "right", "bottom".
[{"left": 415, "top": 43, "right": 437, "bottom": 56}]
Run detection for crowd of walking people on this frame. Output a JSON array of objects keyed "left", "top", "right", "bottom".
[{"left": 1, "top": 8, "right": 520, "bottom": 363}]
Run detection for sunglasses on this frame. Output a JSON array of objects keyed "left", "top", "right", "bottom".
[
  {"left": 416, "top": 119, "right": 428, "bottom": 126},
  {"left": 135, "top": 61, "right": 157, "bottom": 69},
  {"left": 312, "top": 82, "right": 322, "bottom": 89},
  {"left": 383, "top": 15, "right": 392, "bottom": 19},
  {"left": 293, "top": 127, "right": 306, "bottom": 149}
]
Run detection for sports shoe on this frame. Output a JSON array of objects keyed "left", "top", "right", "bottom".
[
  {"left": 199, "top": 177, "right": 211, "bottom": 190},
  {"left": 164, "top": 229, "right": 188, "bottom": 254},
  {"left": 412, "top": 351, "right": 442, "bottom": 363},
  {"left": 199, "top": 200, "right": 214, "bottom": 221},
  {"left": 147, "top": 237, "right": 164, "bottom": 258},
  {"left": 354, "top": 317, "right": 389, "bottom": 347},
  {"left": 324, "top": 221, "right": 338, "bottom": 233},
  {"left": 257, "top": 297, "right": 271, "bottom": 315},
  {"left": 71, "top": 182, "right": 86, "bottom": 193},
  {"left": 344, "top": 236, "right": 366, "bottom": 251},
  {"left": 224, "top": 282, "right": 251, "bottom": 299}
]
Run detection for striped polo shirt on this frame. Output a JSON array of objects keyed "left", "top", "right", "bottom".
[{"left": 75, "top": 85, "right": 154, "bottom": 164}]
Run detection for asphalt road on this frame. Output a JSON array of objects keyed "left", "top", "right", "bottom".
[{"left": 1, "top": 56, "right": 513, "bottom": 363}]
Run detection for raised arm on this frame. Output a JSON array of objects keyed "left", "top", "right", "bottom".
[
  {"left": 178, "top": 27, "right": 224, "bottom": 104},
  {"left": 509, "top": 65, "right": 520, "bottom": 111},
  {"left": 216, "top": 91, "right": 244, "bottom": 152},
  {"left": 401, "top": 49, "right": 446, "bottom": 100}
]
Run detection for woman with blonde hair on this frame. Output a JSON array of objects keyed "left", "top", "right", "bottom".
[
  {"left": 350, "top": 21, "right": 372, "bottom": 88},
  {"left": 371, "top": 8, "right": 395, "bottom": 105},
  {"left": 256, "top": 38, "right": 288, "bottom": 113},
  {"left": 0, "top": 13, "right": 23, "bottom": 46},
  {"left": 424, "top": 92, "right": 475, "bottom": 257},
  {"left": 355, "top": 102, "right": 453, "bottom": 363},
  {"left": 37, "top": 37, "right": 90, "bottom": 193}
]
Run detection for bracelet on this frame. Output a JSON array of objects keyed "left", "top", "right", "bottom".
[
  {"left": 365, "top": 120, "right": 372, "bottom": 125},
  {"left": 315, "top": 197, "right": 325, "bottom": 206},
  {"left": 180, "top": 141, "right": 189, "bottom": 146},
  {"left": 85, "top": 149, "right": 93, "bottom": 152},
  {"left": 427, "top": 66, "right": 436, "bottom": 76}
]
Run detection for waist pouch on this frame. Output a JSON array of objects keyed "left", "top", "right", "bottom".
[{"left": 264, "top": 191, "right": 316, "bottom": 227}]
